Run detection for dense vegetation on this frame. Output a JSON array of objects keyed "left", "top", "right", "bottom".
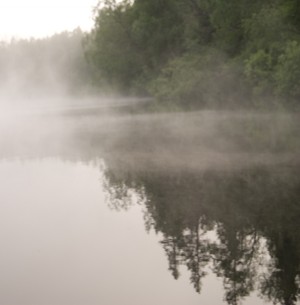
[{"left": 85, "top": 0, "right": 300, "bottom": 109}]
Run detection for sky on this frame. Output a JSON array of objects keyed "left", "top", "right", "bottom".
[{"left": 0, "top": 0, "right": 97, "bottom": 40}]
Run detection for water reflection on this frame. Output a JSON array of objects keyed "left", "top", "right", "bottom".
[
  {"left": 1, "top": 107, "right": 300, "bottom": 304},
  {"left": 103, "top": 160, "right": 300, "bottom": 305}
]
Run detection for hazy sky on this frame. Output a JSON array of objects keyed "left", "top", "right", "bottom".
[{"left": 0, "top": 0, "right": 97, "bottom": 40}]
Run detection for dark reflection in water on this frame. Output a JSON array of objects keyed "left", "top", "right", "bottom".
[
  {"left": 1, "top": 106, "right": 300, "bottom": 304},
  {"left": 103, "top": 161, "right": 300, "bottom": 305}
]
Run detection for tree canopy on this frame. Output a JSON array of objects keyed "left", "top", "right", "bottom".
[{"left": 85, "top": 0, "right": 300, "bottom": 109}]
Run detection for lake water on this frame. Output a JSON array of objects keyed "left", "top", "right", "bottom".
[{"left": 0, "top": 102, "right": 299, "bottom": 305}]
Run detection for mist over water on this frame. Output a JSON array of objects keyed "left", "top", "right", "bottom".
[
  {"left": 1, "top": 100, "right": 299, "bottom": 167},
  {"left": 1, "top": 0, "right": 300, "bottom": 302},
  {"left": 1, "top": 94, "right": 300, "bottom": 305}
]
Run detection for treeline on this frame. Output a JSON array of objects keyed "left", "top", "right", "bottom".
[
  {"left": 0, "top": 29, "right": 93, "bottom": 99},
  {"left": 85, "top": 0, "right": 300, "bottom": 109}
]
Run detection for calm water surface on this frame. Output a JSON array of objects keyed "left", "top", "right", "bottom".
[{"left": 0, "top": 102, "right": 299, "bottom": 305}]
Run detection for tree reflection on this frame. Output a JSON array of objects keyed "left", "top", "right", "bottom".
[
  {"left": 261, "top": 234, "right": 300, "bottom": 305},
  {"left": 2, "top": 105, "right": 299, "bottom": 304},
  {"left": 103, "top": 160, "right": 300, "bottom": 305}
]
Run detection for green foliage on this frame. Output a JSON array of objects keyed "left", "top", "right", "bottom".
[
  {"left": 85, "top": 2, "right": 142, "bottom": 93},
  {"left": 131, "top": 0, "right": 184, "bottom": 64},
  {"left": 150, "top": 51, "right": 250, "bottom": 109},
  {"left": 241, "top": 3, "right": 300, "bottom": 106},
  {"left": 209, "top": 0, "right": 245, "bottom": 55},
  {"left": 244, "top": 49, "right": 275, "bottom": 96},
  {"left": 85, "top": 0, "right": 185, "bottom": 94},
  {"left": 243, "top": 5, "right": 291, "bottom": 52},
  {"left": 85, "top": 0, "right": 300, "bottom": 108},
  {"left": 148, "top": 54, "right": 204, "bottom": 106},
  {"left": 275, "top": 41, "right": 300, "bottom": 100}
]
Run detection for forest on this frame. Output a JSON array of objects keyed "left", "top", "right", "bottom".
[
  {"left": 1, "top": 2, "right": 299, "bottom": 305},
  {"left": 1, "top": 0, "right": 300, "bottom": 109},
  {"left": 84, "top": 0, "right": 300, "bottom": 109}
]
